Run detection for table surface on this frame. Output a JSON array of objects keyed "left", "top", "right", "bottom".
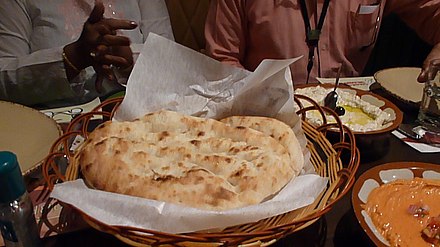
[{"left": 38, "top": 90, "right": 440, "bottom": 247}]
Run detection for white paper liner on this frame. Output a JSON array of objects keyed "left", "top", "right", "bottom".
[
  {"left": 52, "top": 175, "right": 327, "bottom": 233},
  {"left": 51, "top": 33, "right": 328, "bottom": 234}
]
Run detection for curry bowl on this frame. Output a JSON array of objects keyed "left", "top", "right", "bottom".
[{"left": 351, "top": 162, "right": 440, "bottom": 246}]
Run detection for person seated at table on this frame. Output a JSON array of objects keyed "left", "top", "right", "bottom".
[
  {"left": 0, "top": 0, "right": 174, "bottom": 108},
  {"left": 204, "top": 0, "right": 440, "bottom": 85}
]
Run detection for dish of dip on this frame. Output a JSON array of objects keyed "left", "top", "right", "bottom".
[
  {"left": 294, "top": 84, "right": 402, "bottom": 134},
  {"left": 352, "top": 162, "right": 440, "bottom": 247}
]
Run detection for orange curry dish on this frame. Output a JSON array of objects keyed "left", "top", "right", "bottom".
[{"left": 365, "top": 178, "right": 440, "bottom": 247}]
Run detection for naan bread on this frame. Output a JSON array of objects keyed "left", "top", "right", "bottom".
[
  {"left": 74, "top": 110, "right": 295, "bottom": 211},
  {"left": 220, "top": 116, "right": 304, "bottom": 175}
]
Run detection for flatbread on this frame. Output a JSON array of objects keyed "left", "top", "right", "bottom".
[
  {"left": 220, "top": 116, "right": 304, "bottom": 175},
  {"left": 74, "top": 110, "right": 295, "bottom": 211}
]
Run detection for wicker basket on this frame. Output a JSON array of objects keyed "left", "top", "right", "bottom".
[{"left": 41, "top": 95, "right": 359, "bottom": 246}]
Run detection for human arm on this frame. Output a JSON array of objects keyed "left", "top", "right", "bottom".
[
  {"left": 63, "top": 1, "right": 137, "bottom": 91},
  {"left": 204, "top": 0, "right": 246, "bottom": 68},
  {"left": 0, "top": 0, "right": 137, "bottom": 105},
  {"left": 385, "top": 0, "right": 440, "bottom": 82},
  {"left": 0, "top": 0, "right": 79, "bottom": 105}
]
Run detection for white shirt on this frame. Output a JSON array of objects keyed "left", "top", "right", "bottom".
[{"left": 0, "top": 0, "right": 174, "bottom": 107}]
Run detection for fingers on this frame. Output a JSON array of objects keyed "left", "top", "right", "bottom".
[
  {"left": 94, "top": 44, "right": 108, "bottom": 56},
  {"left": 418, "top": 71, "right": 428, "bottom": 83},
  {"left": 104, "top": 19, "right": 138, "bottom": 31},
  {"left": 418, "top": 58, "right": 431, "bottom": 83},
  {"left": 100, "top": 54, "right": 131, "bottom": 68},
  {"left": 82, "top": 1, "right": 136, "bottom": 91},
  {"left": 88, "top": 0, "right": 105, "bottom": 24},
  {"left": 418, "top": 59, "right": 440, "bottom": 83},
  {"left": 419, "top": 44, "right": 440, "bottom": 83},
  {"left": 89, "top": 44, "right": 108, "bottom": 60},
  {"left": 94, "top": 23, "right": 114, "bottom": 36},
  {"left": 431, "top": 59, "right": 440, "bottom": 67},
  {"left": 100, "top": 35, "right": 131, "bottom": 46},
  {"left": 418, "top": 61, "right": 429, "bottom": 83},
  {"left": 91, "top": 45, "right": 130, "bottom": 66},
  {"left": 93, "top": 19, "right": 137, "bottom": 35},
  {"left": 89, "top": 20, "right": 136, "bottom": 46}
]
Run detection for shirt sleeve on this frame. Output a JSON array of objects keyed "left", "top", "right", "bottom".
[
  {"left": 204, "top": 0, "right": 246, "bottom": 68},
  {"left": 138, "top": 0, "right": 175, "bottom": 42},
  {"left": 0, "top": 0, "right": 89, "bottom": 106},
  {"left": 385, "top": 0, "right": 440, "bottom": 46}
]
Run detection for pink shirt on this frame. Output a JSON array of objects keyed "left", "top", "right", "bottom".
[{"left": 205, "top": 0, "right": 440, "bottom": 84}]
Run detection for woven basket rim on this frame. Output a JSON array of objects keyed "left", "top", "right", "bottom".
[{"left": 40, "top": 95, "right": 360, "bottom": 246}]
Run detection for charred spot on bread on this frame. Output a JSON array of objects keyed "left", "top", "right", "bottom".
[
  {"left": 159, "top": 131, "right": 170, "bottom": 141},
  {"left": 82, "top": 163, "right": 92, "bottom": 172},
  {"left": 228, "top": 147, "right": 241, "bottom": 154},
  {"left": 209, "top": 187, "right": 235, "bottom": 206},
  {"left": 232, "top": 169, "right": 243, "bottom": 177},
  {"left": 190, "top": 139, "right": 201, "bottom": 147}
]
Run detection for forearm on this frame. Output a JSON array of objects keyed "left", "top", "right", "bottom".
[
  {"left": 386, "top": 0, "right": 440, "bottom": 45},
  {"left": 0, "top": 47, "right": 91, "bottom": 106}
]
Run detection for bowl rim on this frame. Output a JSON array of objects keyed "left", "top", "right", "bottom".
[
  {"left": 351, "top": 161, "right": 440, "bottom": 247},
  {"left": 294, "top": 83, "right": 403, "bottom": 135}
]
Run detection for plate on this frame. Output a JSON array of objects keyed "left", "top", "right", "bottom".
[
  {"left": 0, "top": 101, "right": 62, "bottom": 176},
  {"left": 351, "top": 162, "right": 440, "bottom": 246},
  {"left": 294, "top": 84, "right": 403, "bottom": 135},
  {"left": 374, "top": 67, "right": 424, "bottom": 105},
  {"left": 40, "top": 97, "right": 101, "bottom": 123}
]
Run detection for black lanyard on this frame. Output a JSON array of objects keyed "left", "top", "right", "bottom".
[{"left": 299, "top": 0, "right": 331, "bottom": 83}]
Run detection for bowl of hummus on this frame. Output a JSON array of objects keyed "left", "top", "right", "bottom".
[
  {"left": 294, "top": 84, "right": 403, "bottom": 135},
  {"left": 352, "top": 162, "right": 440, "bottom": 246}
]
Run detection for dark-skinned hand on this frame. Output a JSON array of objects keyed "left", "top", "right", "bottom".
[
  {"left": 418, "top": 43, "right": 440, "bottom": 83},
  {"left": 63, "top": 0, "right": 137, "bottom": 92}
]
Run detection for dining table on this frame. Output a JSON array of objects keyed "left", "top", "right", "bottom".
[{"left": 21, "top": 88, "right": 440, "bottom": 247}]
